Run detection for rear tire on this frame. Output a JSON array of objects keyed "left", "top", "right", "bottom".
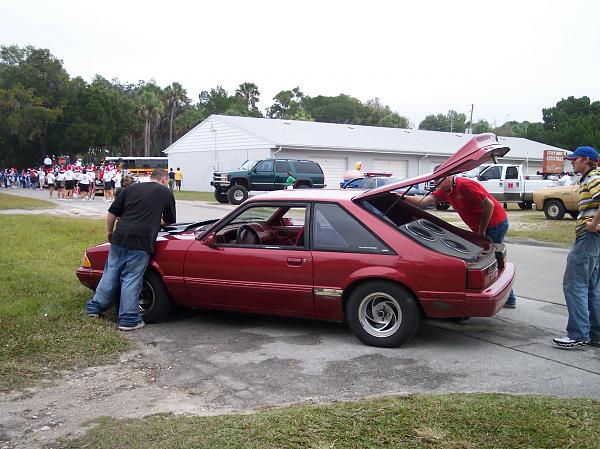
[
  {"left": 518, "top": 201, "right": 532, "bottom": 210},
  {"left": 569, "top": 211, "right": 579, "bottom": 220},
  {"left": 214, "top": 189, "right": 229, "bottom": 204},
  {"left": 544, "top": 200, "right": 565, "bottom": 220},
  {"left": 227, "top": 185, "right": 248, "bottom": 205},
  {"left": 346, "top": 281, "right": 420, "bottom": 347},
  {"left": 139, "top": 270, "right": 172, "bottom": 323}
]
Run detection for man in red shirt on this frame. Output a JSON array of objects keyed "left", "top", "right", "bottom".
[{"left": 406, "top": 174, "right": 516, "bottom": 308}]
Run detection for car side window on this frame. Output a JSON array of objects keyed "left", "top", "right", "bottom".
[
  {"left": 275, "top": 161, "right": 291, "bottom": 173},
  {"left": 479, "top": 166, "right": 502, "bottom": 181},
  {"left": 312, "top": 203, "right": 391, "bottom": 254},
  {"left": 256, "top": 160, "right": 274, "bottom": 172},
  {"left": 506, "top": 166, "right": 519, "bottom": 179}
]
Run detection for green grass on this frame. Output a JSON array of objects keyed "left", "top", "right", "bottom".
[
  {"left": 172, "top": 190, "right": 215, "bottom": 201},
  {"left": 0, "top": 215, "right": 129, "bottom": 391},
  {"left": 58, "top": 394, "right": 600, "bottom": 449},
  {"left": 0, "top": 191, "right": 56, "bottom": 209}
]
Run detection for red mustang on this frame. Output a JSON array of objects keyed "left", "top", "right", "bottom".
[{"left": 76, "top": 134, "right": 515, "bottom": 347}]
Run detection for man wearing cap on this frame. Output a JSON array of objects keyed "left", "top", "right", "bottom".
[
  {"left": 553, "top": 146, "right": 600, "bottom": 349},
  {"left": 405, "top": 174, "right": 517, "bottom": 308}
]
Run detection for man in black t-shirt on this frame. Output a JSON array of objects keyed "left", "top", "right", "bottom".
[
  {"left": 167, "top": 168, "right": 175, "bottom": 191},
  {"left": 86, "top": 168, "right": 176, "bottom": 331}
]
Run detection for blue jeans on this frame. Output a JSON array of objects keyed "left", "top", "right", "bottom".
[
  {"left": 86, "top": 244, "right": 150, "bottom": 327},
  {"left": 563, "top": 232, "right": 600, "bottom": 342},
  {"left": 486, "top": 218, "right": 517, "bottom": 305}
]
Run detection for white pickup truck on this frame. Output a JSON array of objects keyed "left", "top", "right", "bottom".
[{"left": 462, "top": 164, "right": 550, "bottom": 209}]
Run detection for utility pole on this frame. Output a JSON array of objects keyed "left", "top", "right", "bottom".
[{"left": 469, "top": 104, "right": 474, "bottom": 134}]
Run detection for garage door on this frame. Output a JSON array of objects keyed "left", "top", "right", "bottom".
[
  {"left": 310, "top": 156, "right": 348, "bottom": 188},
  {"left": 373, "top": 159, "right": 408, "bottom": 179}
]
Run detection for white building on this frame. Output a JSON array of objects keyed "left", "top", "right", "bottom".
[{"left": 164, "top": 114, "right": 566, "bottom": 192}]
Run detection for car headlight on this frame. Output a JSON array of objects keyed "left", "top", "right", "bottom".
[{"left": 81, "top": 252, "right": 92, "bottom": 268}]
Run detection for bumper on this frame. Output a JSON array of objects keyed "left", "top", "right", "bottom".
[
  {"left": 420, "top": 262, "right": 516, "bottom": 318},
  {"left": 75, "top": 267, "right": 103, "bottom": 290},
  {"left": 210, "top": 181, "right": 230, "bottom": 189}
]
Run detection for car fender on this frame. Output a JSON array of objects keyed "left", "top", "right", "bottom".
[{"left": 340, "top": 266, "right": 416, "bottom": 295}]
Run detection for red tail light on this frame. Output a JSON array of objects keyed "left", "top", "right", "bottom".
[{"left": 467, "top": 260, "right": 498, "bottom": 289}]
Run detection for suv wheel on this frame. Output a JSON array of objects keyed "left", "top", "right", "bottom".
[
  {"left": 214, "top": 189, "right": 229, "bottom": 204},
  {"left": 227, "top": 185, "right": 248, "bottom": 205},
  {"left": 346, "top": 281, "right": 420, "bottom": 347},
  {"left": 544, "top": 200, "right": 565, "bottom": 220}
]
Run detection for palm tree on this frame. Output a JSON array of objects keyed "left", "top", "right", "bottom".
[
  {"left": 164, "top": 82, "right": 188, "bottom": 145},
  {"left": 136, "top": 89, "right": 164, "bottom": 156},
  {"left": 235, "top": 82, "right": 260, "bottom": 110}
]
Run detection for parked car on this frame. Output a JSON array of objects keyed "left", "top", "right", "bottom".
[
  {"left": 533, "top": 184, "right": 579, "bottom": 220},
  {"left": 211, "top": 159, "right": 325, "bottom": 205},
  {"left": 76, "top": 134, "right": 515, "bottom": 348}
]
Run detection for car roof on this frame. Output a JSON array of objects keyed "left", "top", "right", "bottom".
[{"left": 246, "top": 189, "right": 358, "bottom": 203}]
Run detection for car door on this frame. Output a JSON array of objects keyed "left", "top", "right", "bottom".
[
  {"left": 503, "top": 165, "right": 522, "bottom": 201},
  {"left": 477, "top": 165, "right": 504, "bottom": 199},
  {"left": 250, "top": 160, "right": 275, "bottom": 191},
  {"left": 183, "top": 203, "right": 315, "bottom": 315}
]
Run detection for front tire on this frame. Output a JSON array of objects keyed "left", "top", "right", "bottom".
[
  {"left": 569, "top": 211, "right": 579, "bottom": 220},
  {"left": 214, "top": 189, "right": 229, "bottom": 204},
  {"left": 139, "top": 270, "right": 172, "bottom": 323},
  {"left": 346, "top": 281, "right": 420, "bottom": 347},
  {"left": 544, "top": 200, "right": 565, "bottom": 220},
  {"left": 227, "top": 185, "right": 248, "bottom": 205}
]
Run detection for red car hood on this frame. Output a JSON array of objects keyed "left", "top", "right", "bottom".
[{"left": 354, "top": 133, "right": 510, "bottom": 200}]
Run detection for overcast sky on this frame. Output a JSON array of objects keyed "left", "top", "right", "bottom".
[{"left": 2, "top": 0, "right": 599, "bottom": 128}]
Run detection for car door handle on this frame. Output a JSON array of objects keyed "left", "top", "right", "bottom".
[{"left": 287, "top": 257, "right": 304, "bottom": 266}]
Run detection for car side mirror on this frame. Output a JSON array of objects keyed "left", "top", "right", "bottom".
[
  {"left": 202, "top": 232, "right": 217, "bottom": 246},
  {"left": 282, "top": 217, "right": 293, "bottom": 226}
]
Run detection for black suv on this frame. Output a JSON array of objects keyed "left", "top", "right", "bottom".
[{"left": 211, "top": 159, "right": 325, "bottom": 204}]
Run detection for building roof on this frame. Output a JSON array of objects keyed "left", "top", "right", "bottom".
[{"left": 169, "top": 114, "right": 564, "bottom": 161}]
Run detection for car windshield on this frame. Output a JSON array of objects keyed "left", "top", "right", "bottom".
[{"left": 239, "top": 160, "right": 257, "bottom": 170}]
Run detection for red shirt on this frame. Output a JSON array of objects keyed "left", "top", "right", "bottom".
[{"left": 431, "top": 176, "right": 506, "bottom": 233}]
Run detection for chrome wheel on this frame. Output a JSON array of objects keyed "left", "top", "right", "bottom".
[
  {"left": 358, "top": 292, "right": 402, "bottom": 338},
  {"left": 139, "top": 279, "right": 156, "bottom": 315},
  {"left": 233, "top": 190, "right": 244, "bottom": 202}
]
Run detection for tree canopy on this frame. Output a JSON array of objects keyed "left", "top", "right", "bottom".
[{"left": 1, "top": 45, "right": 597, "bottom": 167}]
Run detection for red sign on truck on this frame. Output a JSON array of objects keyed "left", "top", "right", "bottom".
[{"left": 542, "top": 150, "right": 565, "bottom": 174}]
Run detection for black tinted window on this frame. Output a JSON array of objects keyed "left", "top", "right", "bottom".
[
  {"left": 293, "top": 161, "right": 322, "bottom": 174},
  {"left": 275, "top": 161, "right": 291, "bottom": 173},
  {"left": 256, "top": 160, "right": 274, "bottom": 172},
  {"left": 506, "top": 166, "right": 518, "bottom": 179},
  {"left": 312, "top": 203, "right": 390, "bottom": 253}
]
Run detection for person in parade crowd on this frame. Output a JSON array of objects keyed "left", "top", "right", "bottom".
[
  {"left": 64, "top": 164, "right": 74, "bottom": 201},
  {"left": 20, "top": 170, "right": 27, "bottom": 188},
  {"left": 73, "top": 165, "right": 82, "bottom": 198},
  {"left": 56, "top": 168, "right": 66, "bottom": 200},
  {"left": 38, "top": 166, "right": 46, "bottom": 189},
  {"left": 44, "top": 155, "right": 52, "bottom": 169},
  {"left": 103, "top": 163, "right": 115, "bottom": 202},
  {"left": 113, "top": 168, "right": 122, "bottom": 194},
  {"left": 29, "top": 168, "right": 38, "bottom": 189},
  {"left": 46, "top": 169, "right": 55, "bottom": 198},
  {"left": 79, "top": 168, "right": 90, "bottom": 200},
  {"left": 87, "top": 165, "right": 96, "bottom": 199},
  {"left": 86, "top": 168, "right": 176, "bottom": 331}
]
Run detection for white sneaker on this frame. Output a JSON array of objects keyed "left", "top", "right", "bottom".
[{"left": 118, "top": 321, "right": 145, "bottom": 331}]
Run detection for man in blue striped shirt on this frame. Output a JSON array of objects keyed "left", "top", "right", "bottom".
[{"left": 553, "top": 146, "right": 600, "bottom": 349}]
